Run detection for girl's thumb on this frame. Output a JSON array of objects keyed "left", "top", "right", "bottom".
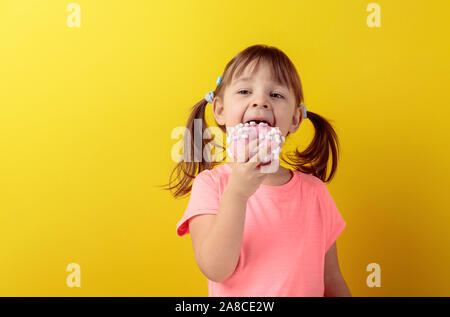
[{"left": 247, "top": 139, "right": 259, "bottom": 159}]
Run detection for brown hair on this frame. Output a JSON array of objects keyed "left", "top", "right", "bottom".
[{"left": 160, "top": 44, "right": 340, "bottom": 199}]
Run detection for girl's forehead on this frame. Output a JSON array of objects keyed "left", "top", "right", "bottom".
[
  {"left": 231, "top": 62, "right": 286, "bottom": 87},
  {"left": 233, "top": 61, "right": 271, "bottom": 79}
]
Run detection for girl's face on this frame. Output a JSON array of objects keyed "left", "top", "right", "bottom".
[{"left": 212, "top": 60, "right": 303, "bottom": 137}]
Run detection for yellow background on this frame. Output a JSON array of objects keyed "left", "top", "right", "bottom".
[{"left": 0, "top": 0, "right": 449, "bottom": 296}]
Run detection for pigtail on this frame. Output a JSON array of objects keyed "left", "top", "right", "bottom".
[
  {"left": 159, "top": 98, "right": 217, "bottom": 199},
  {"left": 282, "top": 110, "right": 340, "bottom": 183}
]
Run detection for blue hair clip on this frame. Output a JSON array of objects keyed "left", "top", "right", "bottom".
[
  {"left": 205, "top": 91, "right": 214, "bottom": 103},
  {"left": 205, "top": 75, "right": 223, "bottom": 103},
  {"left": 300, "top": 103, "right": 307, "bottom": 119}
]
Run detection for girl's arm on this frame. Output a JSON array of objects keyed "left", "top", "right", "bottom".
[
  {"left": 324, "top": 242, "right": 352, "bottom": 297},
  {"left": 193, "top": 184, "right": 249, "bottom": 283}
]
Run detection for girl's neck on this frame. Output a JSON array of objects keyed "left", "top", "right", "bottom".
[{"left": 260, "top": 165, "right": 293, "bottom": 186}]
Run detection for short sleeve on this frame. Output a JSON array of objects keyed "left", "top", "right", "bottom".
[
  {"left": 176, "top": 171, "right": 220, "bottom": 237},
  {"left": 318, "top": 182, "right": 346, "bottom": 253}
]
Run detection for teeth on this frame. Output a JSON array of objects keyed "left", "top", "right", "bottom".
[{"left": 244, "top": 120, "right": 272, "bottom": 126}]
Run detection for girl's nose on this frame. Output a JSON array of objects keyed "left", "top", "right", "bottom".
[
  {"left": 252, "top": 103, "right": 269, "bottom": 109},
  {"left": 251, "top": 92, "right": 272, "bottom": 109}
]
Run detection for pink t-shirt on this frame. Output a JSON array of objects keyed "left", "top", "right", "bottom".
[{"left": 176, "top": 163, "right": 346, "bottom": 297}]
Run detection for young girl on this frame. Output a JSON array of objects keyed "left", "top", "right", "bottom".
[{"left": 165, "top": 44, "right": 351, "bottom": 297}]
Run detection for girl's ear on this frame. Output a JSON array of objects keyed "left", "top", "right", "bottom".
[
  {"left": 288, "top": 105, "right": 302, "bottom": 133},
  {"left": 212, "top": 97, "right": 226, "bottom": 126}
]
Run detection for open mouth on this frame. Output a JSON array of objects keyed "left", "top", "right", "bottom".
[{"left": 244, "top": 119, "right": 272, "bottom": 127}]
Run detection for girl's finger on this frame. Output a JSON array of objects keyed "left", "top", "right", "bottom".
[
  {"left": 247, "top": 139, "right": 259, "bottom": 160},
  {"left": 243, "top": 139, "right": 258, "bottom": 162},
  {"left": 249, "top": 140, "right": 271, "bottom": 167},
  {"left": 257, "top": 141, "right": 272, "bottom": 164},
  {"left": 248, "top": 144, "right": 261, "bottom": 165},
  {"left": 234, "top": 138, "right": 257, "bottom": 163}
]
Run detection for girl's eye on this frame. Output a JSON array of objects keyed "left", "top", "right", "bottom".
[
  {"left": 237, "top": 90, "right": 284, "bottom": 99},
  {"left": 272, "top": 93, "right": 284, "bottom": 99}
]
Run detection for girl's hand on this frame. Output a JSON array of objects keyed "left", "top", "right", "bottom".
[{"left": 227, "top": 138, "right": 272, "bottom": 200}]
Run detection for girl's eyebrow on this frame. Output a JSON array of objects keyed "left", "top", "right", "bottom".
[
  {"left": 233, "top": 77, "right": 285, "bottom": 88},
  {"left": 232, "top": 77, "right": 252, "bottom": 85}
]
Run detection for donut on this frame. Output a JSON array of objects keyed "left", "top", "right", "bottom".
[{"left": 226, "top": 121, "right": 285, "bottom": 166}]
